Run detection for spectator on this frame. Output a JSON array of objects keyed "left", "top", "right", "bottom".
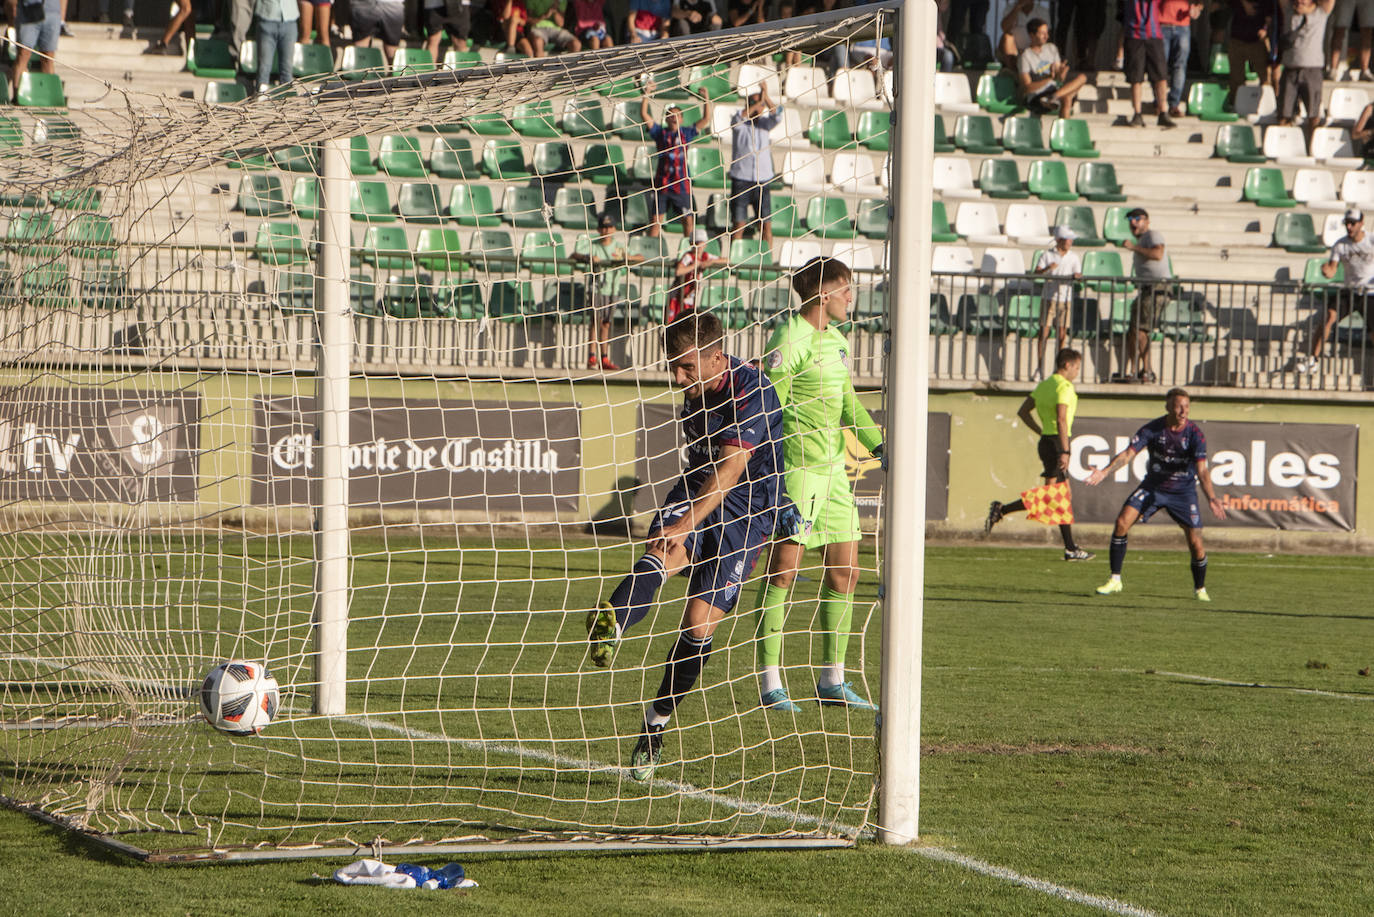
[
  {"left": 672, "top": 0, "right": 720, "bottom": 34},
  {"left": 1329, "top": 0, "right": 1373, "bottom": 81},
  {"left": 728, "top": 85, "right": 782, "bottom": 246},
  {"left": 1161, "top": 1, "right": 1203, "bottom": 118},
  {"left": 298, "top": 0, "right": 331, "bottom": 47},
  {"left": 422, "top": 0, "right": 470, "bottom": 59},
  {"left": 572, "top": 214, "right": 642, "bottom": 371},
  {"left": 527, "top": 0, "right": 580, "bottom": 54},
  {"left": 640, "top": 93, "right": 713, "bottom": 239},
  {"left": 1053, "top": 0, "right": 1106, "bottom": 71},
  {"left": 9, "top": 0, "right": 62, "bottom": 94},
  {"left": 254, "top": 0, "right": 297, "bottom": 94},
  {"left": 668, "top": 229, "right": 721, "bottom": 324},
  {"left": 352, "top": 0, "right": 405, "bottom": 62},
  {"left": 1017, "top": 17, "right": 1087, "bottom": 117},
  {"left": 1298, "top": 208, "right": 1374, "bottom": 372},
  {"left": 568, "top": 0, "right": 612, "bottom": 48},
  {"left": 1226, "top": 0, "right": 1276, "bottom": 102},
  {"left": 1118, "top": 207, "right": 1171, "bottom": 383},
  {"left": 1122, "top": 0, "right": 1176, "bottom": 128},
  {"left": 936, "top": 0, "right": 957, "bottom": 72},
  {"left": 727, "top": 0, "right": 764, "bottom": 27},
  {"left": 945, "top": 0, "right": 990, "bottom": 48},
  {"left": 1278, "top": 0, "right": 1335, "bottom": 133},
  {"left": 628, "top": 0, "right": 670, "bottom": 40},
  {"left": 1033, "top": 228, "right": 1082, "bottom": 378},
  {"left": 997, "top": 0, "right": 1050, "bottom": 70},
  {"left": 98, "top": 0, "right": 135, "bottom": 35},
  {"left": 495, "top": 0, "right": 534, "bottom": 55},
  {"left": 142, "top": 0, "right": 194, "bottom": 54},
  {"left": 1352, "top": 100, "right": 1374, "bottom": 152}
]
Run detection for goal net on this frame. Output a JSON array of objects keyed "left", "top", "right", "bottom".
[{"left": 0, "top": 4, "right": 899, "bottom": 859}]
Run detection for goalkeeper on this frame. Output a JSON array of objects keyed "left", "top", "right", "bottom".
[{"left": 749, "top": 256, "right": 883, "bottom": 714}]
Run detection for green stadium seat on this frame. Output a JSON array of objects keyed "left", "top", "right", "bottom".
[
  {"left": 930, "top": 113, "right": 953, "bottom": 154},
  {"left": 512, "top": 100, "right": 560, "bottom": 137},
  {"left": 272, "top": 269, "right": 314, "bottom": 314},
  {"left": 360, "top": 225, "right": 413, "bottom": 269},
  {"left": 629, "top": 235, "right": 673, "bottom": 277},
  {"left": 349, "top": 136, "right": 378, "bottom": 175},
  {"left": 953, "top": 114, "right": 1002, "bottom": 154},
  {"left": 956, "top": 293, "right": 1002, "bottom": 333},
  {"left": 338, "top": 45, "right": 386, "bottom": 79},
  {"left": 1187, "top": 81, "right": 1237, "bottom": 121},
  {"left": 204, "top": 80, "right": 247, "bottom": 103},
  {"left": 443, "top": 50, "right": 482, "bottom": 69},
  {"left": 648, "top": 69, "right": 693, "bottom": 100},
  {"left": 554, "top": 186, "right": 597, "bottom": 229},
  {"left": 1272, "top": 211, "right": 1328, "bottom": 252},
  {"left": 932, "top": 201, "right": 959, "bottom": 242},
  {"left": 930, "top": 293, "right": 957, "bottom": 334},
  {"left": 391, "top": 47, "right": 436, "bottom": 75},
  {"left": 1027, "top": 159, "right": 1078, "bottom": 201},
  {"left": 292, "top": 177, "right": 320, "bottom": 219},
  {"left": 704, "top": 192, "right": 729, "bottom": 234},
  {"left": 1243, "top": 166, "right": 1297, "bottom": 207},
  {"left": 520, "top": 231, "right": 571, "bottom": 275},
  {"left": 237, "top": 40, "right": 271, "bottom": 76},
  {"left": 50, "top": 188, "right": 101, "bottom": 210},
  {"left": 754, "top": 286, "right": 794, "bottom": 327},
  {"left": 975, "top": 71, "right": 1020, "bottom": 114},
  {"left": 624, "top": 189, "right": 654, "bottom": 231},
  {"left": 349, "top": 181, "right": 395, "bottom": 222},
  {"left": 254, "top": 221, "right": 309, "bottom": 266},
  {"left": 1005, "top": 294, "right": 1041, "bottom": 336},
  {"left": 1208, "top": 43, "right": 1229, "bottom": 76},
  {"left": 397, "top": 182, "right": 446, "bottom": 223},
  {"left": 449, "top": 184, "right": 501, "bottom": 226},
  {"left": 483, "top": 139, "right": 531, "bottom": 179},
  {"left": 805, "top": 196, "right": 856, "bottom": 238},
  {"left": 0, "top": 187, "right": 43, "bottom": 207},
  {"left": 771, "top": 194, "right": 806, "bottom": 238},
  {"left": 65, "top": 214, "right": 116, "bottom": 259},
  {"left": 376, "top": 135, "right": 428, "bottom": 177},
  {"left": 34, "top": 116, "right": 78, "bottom": 143},
  {"left": 1049, "top": 118, "right": 1100, "bottom": 158},
  {"left": 21, "top": 263, "right": 72, "bottom": 308},
  {"left": 700, "top": 283, "right": 750, "bottom": 328},
  {"left": 1082, "top": 250, "right": 1132, "bottom": 292},
  {"left": 687, "top": 146, "right": 726, "bottom": 188},
  {"left": 502, "top": 185, "right": 547, "bottom": 227},
  {"left": 595, "top": 75, "right": 640, "bottom": 99},
  {"left": 415, "top": 228, "right": 465, "bottom": 272},
  {"left": 1159, "top": 299, "right": 1213, "bottom": 342},
  {"left": 235, "top": 174, "right": 289, "bottom": 216},
  {"left": 1101, "top": 205, "right": 1132, "bottom": 245},
  {"left": 464, "top": 111, "right": 513, "bottom": 136},
  {"left": 81, "top": 264, "right": 128, "bottom": 310},
  {"left": 350, "top": 272, "right": 380, "bottom": 315},
  {"left": 379, "top": 273, "right": 431, "bottom": 318},
  {"left": 271, "top": 145, "right": 317, "bottom": 173},
  {"left": 468, "top": 229, "right": 516, "bottom": 269},
  {"left": 858, "top": 110, "right": 891, "bottom": 151},
  {"left": 1303, "top": 256, "right": 1342, "bottom": 285},
  {"left": 488, "top": 279, "right": 535, "bottom": 319},
  {"left": 580, "top": 143, "right": 628, "bottom": 186},
  {"left": 687, "top": 63, "right": 734, "bottom": 101},
  {"left": 856, "top": 198, "right": 889, "bottom": 239},
  {"left": 7, "top": 213, "right": 56, "bottom": 257},
  {"left": 610, "top": 101, "right": 649, "bottom": 140},
  {"left": 1076, "top": 161, "right": 1127, "bottom": 202},
  {"left": 1003, "top": 117, "right": 1051, "bottom": 156},
  {"left": 224, "top": 147, "right": 269, "bottom": 170},
  {"left": 1052, "top": 205, "right": 1104, "bottom": 246},
  {"left": 979, "top": 158, "right": 1028, "bottom": 199},
  {"left": 532, "top": 140, "right": 576, "bottom": 178},
  {"left": 427, "top": 278, "right": 485, "bottom": 319},
  {"left": 429, "top": 136, "right": 481, "bottom": 179},
  {"left": 1213, "top": 123, "right": 1267, "bottom": 163},
  {"left": 729, "top": 238, "right": 779, "bottom": 282},
  {"left": 807, "top": 109, "right": 852, "bottom": 149},
  {"left": 0, "top": 116, "right": 22, "bottom": 147},
  {"left": 561, "top": 97, "right": 607, "bottom": 136},
  {"left": 293, "top": 42, "right": 334, "bottom": 78},
  {"left": 187, "top": 38, "right": 237, "bottom": 78},
  {"left": 16, "top": 72, "right": 66, "bottom": 107}
]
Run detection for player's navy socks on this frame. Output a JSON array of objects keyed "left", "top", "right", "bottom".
[
  {"left": 1191, "top": 555, "right": 1208, "bottom": 590},
  {"left": 651, "top": 632, "right": 713, "bottom": 718},
  {"left": 1059, "top": 524, "right": 1077, "bottom": 551},
  {"left": 1002, "top": 499, "right": 1025, "bottom": 514},
  {"left": 609, "top": 554, "right": 667, "bottom": 633},
  {"left": 1109, "top": 535, "right": 1128, "bottom": 575}
]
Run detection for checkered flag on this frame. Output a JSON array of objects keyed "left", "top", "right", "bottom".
[{"left": 1021, "top": 480, "right": 1075, "bottom": 526}]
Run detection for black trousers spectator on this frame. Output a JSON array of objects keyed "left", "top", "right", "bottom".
[
  {"left": 946, "top": 0, "right": 990, "bottom": 46},
  {"left": 1053, "top": 0, "right": 1106, "bottom": 71}
]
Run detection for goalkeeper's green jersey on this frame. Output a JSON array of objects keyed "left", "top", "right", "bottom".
[{"left": 763, "top": 312, "right": 884, "bottom": 470}]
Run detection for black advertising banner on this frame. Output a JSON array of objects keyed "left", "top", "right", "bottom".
[
  {"left": 1067, "top": 418, "right": 1357, "bottom": 531},
  {"left": 251, "top": 397, "right": 582, "bottom": 512},
  {"left": 635, "top": 402, "right": 951, "bottom": 521},
  {"left": 0, "top": 386, "right": 201, "bottom": 502}
]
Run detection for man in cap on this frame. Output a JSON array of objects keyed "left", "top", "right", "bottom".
[
  {"left": 1299, "top": 207, "right": 1374, "bottom": 372},
  {"left": 1118, "top": 207, "right": 1171, "bottom": 384},
  {"left": 1033, "top": 225, "right": 1083, "bottom": 379},
  {"left": 729, "top": 84, "right": 782, "bottom": 247},
  {"left": 640, "top": 89, "right": 713, "bottom": 239},
  {"left": 572, "top": 213, "right": 642, "bottom": 370}
]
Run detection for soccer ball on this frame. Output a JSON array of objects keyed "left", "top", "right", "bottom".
[{"left": 199, "top": 660, "right": 279, "bottom": 735}]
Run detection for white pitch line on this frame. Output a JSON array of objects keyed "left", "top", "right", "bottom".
[{"left": 1145, "top": 670, "right": 1374, "bottom": 702}]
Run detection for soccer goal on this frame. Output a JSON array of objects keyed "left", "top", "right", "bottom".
[{"left": 0, "top": 0, "right": 930, "bottom": 860}]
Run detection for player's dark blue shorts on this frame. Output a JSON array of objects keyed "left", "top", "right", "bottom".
[{"left": 1126, "top": 485, "right": 1202, "bottom": 529}]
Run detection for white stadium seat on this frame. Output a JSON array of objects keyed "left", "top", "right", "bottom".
[
  {"left": 777, "top": 239, "right": 823, "bottom": 269},
  {"left": 735, "top": 63, "right": 780, "bottom": 100},
  {"left": 932, "top": 156, "right": 981, "bottom": 199},
  {"left": 931, "top": 244, "right": 975, "bottom": 273},
  {"left": 780, "top": 150, "right": 828, "bottom": 192},
  {"left": 1003, "top": 203, "right": 1053, "bottom": 246},
  {"left": 933, "top": 72, "right": 979, "bottom": 114},
  {"left": 980, "top": 247, "right": 1026, "bottom": 275},
  {"left": 1310, "top": 127, "right": 1363, "bottom": 167},
  {"left": 1292, "top": 169, "right": 1344, "bottom": 211},
  {"left": 954, "top": 202, "right": 1007, "bottom": 245},
  {"left": 767, "top": 107, "right": 805, "bottom": 146},
  {"left": 831, "top": 240, "right": 878, "bottom": 272},
  {"left": 831, "top": 67, "right": 884, "bottom": 110},
  {"left": 1236, "top": 84, "right": 1277, "bottom": 124},
  {"left": 830, "top": 151, "right": 884, "bottom": 194},
  {"left": 1262, "top": 125, "right": 1313, "bottom": 166},
  {"left": 1326, "top": 87, "right": 1369, "bottom": 125},
  {"left": 1322, "top": 212, "right": 1346, "bottom": 246},
  {"left": 783, "top": 66, "right": 829, "bottom": 106},
  {"left": 1339, "top": 170, "right": 1374, "bottom": 207}
]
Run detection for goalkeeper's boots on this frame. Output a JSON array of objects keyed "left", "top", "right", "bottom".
[
  {"left": 817, "top": 681, "right": 878, "bottom": 713},
  {"left": 586, "top": 602, "right": 621, "bottom": 668},
  {"left": 760, "top": 688, "right": 802, "bottom": 712},
  {"left": 629, "top": 723, "right": 664, "bottom": 782},
  {"left": 1095, "top": 578, "right": 1124, "bottom": 595}
]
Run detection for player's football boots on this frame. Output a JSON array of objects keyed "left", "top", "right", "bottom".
[
  {"left": 817, "top": 681, "right": 878, "bottom": 712},
  {"left": 630, "top": 723, "right": 664, "bottom": 782},
  {"left": 586, "top": 602, "right": 620, "bottom": 668},
  {"left": 1095, "top": 579, "right": 1123, "bottom": 595},
  {"left": 760, "top": 688, "right": 802, "bottom": 712},
  {"left": 1195, "top": 588, "right": 1211, "bottom": 602}
]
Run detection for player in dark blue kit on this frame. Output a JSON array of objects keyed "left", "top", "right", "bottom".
[
  {"left": 586, "top": 311, "right": 796, "bottom": 781},
  {"left": 1086, "top": 388, "right": 1226, "bottom": 601}
]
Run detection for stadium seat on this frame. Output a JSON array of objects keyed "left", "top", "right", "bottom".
[
  {"left": 1272, "top": 212, "right": 1328, "bottom": 253},
  {"left": 1213, "top": 124, "right": 1267, "bottom": 163},
  {"left": 378, "top": 273, "right": 432, "bottom": 318},
  {"left": 391, "top": 47, "right": 436, "bottom": 75},
  {"left": 978, "top": 158, "right": 1028, "bottom": 199},
  {"left": 629, "top": 234, "right": 673, "bottom": 277},
  {"left": 532, "top": 140, "right": 576, "bottom": 178},
  {"left": 502, "top": 186, "right": 547, "bottom": 227},
  {"left": 703, "top": 193, "right": 729, "bottom": 234},
  {"left": 271, "top": 145, "right": 317, "bottom": 173},
  {"left": 783, "top": 65, "right": 829, "bottom": 105},
  {"left": 1233, "top": 84, "right": 1276, "bottom": 122},
  {"left": 700, "top": 284, "right": 751, "bottom": 328},
  {"left": 1293, "top": 169, "right": 1343, "bottom": 210},
  {"left": 687, "top": 63, "right": 734, "bottom": 102},
  {"left": 349, "top": 181, "right": 396, "bottom": 222},
  {"left": 16, "top": 73, "right": 66, "bottom": 107},
  {"left": 428, "top": 278, "right": 485, "bottom": 319},
  {"left": 832, "top": 151, "right": 884, "bottom": 195},
  {"left": 1081, "top": 250, "right": 1132, "bottom": 292},
  {"left": 805, "top": 196, "right": 857, "bottom": 239},
  {"left": 448, "top": 184, "right": 500, "bottom": 226},
  {"left": 933, "top": 72, "right": 980, "bottom": 114},
  {"left": 855, "top": 198, "right": 889, "bottom": 239},
  {"left": 770, "top": 194, "right": 806, "bottom": 237},
  {"left": 1101, "top": 205, "right": 1133, "bottom": 245},
  {"left": 928, "top": 292, "right": 957, "bottom": 333},
  {"left": 50, "top": 187, "right": 100, "bottom": 210},
  {"left": 1076, "top": 161, "right": 1126, "bottom": 202},
  {"left": 1207, "top": 42, "right": 1229, "bottom": 76},
  {"left": 1004, "top": 294, "right": 1041, "bottom": 336},
  {"left": 429, "top": 136, "right": 481, "bottom": 179},
  {"left": 975, "top": 72, "right": 1020, "bottom": 114},
  {"left": 519, "top": 231, "right": 570, "bottom": 276},
  {"left": 1303, "top": 255, "right": 1343, "bottom": 285},
  {"left": 831, "top": 67, "right": 883, "bottom": 110},
  {"left": 204, "top": 80, "right": 247, "bottom": 103},
  {"left": 956, "top": 293, "right": 1002, "bottom": 333},
  {"left": 339, "top": 45, "right": 386, "bottom": 79},
  {"left": 754, "top": 286, "right": 794, "bottom": 326},
  {"left": 1158, "top": 299, "right": 1212, "bottom": 342},
  {"left": 580, "top": 143, "right": 628, "bottom": 186},
  {"left": 1002, "top": 117, "right": 1051, "bottom": 156},
  {"left": 1187, "top": 82, "right": 1237, "bottom": 121},
  {"left": 932, "top": 245, "right": 975, "bottom": 274},
  {"left": 1321, "top": 212, "right": 1346, "bottom": 245},
  {"left": 929, "top": 113, "right": 953, "bottom": 153},
  {"left": 609, "top": 100, "right": 649, "bottom": 141},
  {"left": 981, "top": 246, "right": 1027, "bottom": 279},
  {"left": 648, "top": 68, "right": 693, "bottom": 100},
  {"left": 595, "top": 75, "right": 638, "bottom": 98},
  {"left": 513, "top": 100, "right": 560, "bottom": 137},
  {"left": 561, "top": 97, "right": 607, "bottom": 137},
  {"left": 187, "top": 38, "right": 237, "bottom": 78},
  {"left": 396, "top": 182, "right": 446, "bottom": 223},
  {"left": 464, "top": 111, "right": 513, "bottom": 136},
  {"left": 953, "top": 201, "right": 1006, "bottom": 244},
  {"left": 483, "top": 139, "right": 531, "bottom": 179},
  {"left": 414, "top": 227, "right": 464, "bottom": 271},
  {"left": 1242, "top": 166, "right": 1296, "bottom": 207},
  {"left": 932, "top": 156, "right": 980, "bottom": 199},
  {"left": 7, "top": 212, "right": 57, "bottom": 255},
  {"left": 1261, "top": 125, "right": 1313, "bottom": 165},
  {"left": 1341, "top": 170, "right": 1374, "bottom": 208},
  {"left": 468, "top": 229, "right": 516, "bottom": 269},
  {"left": 0, "top": 116, "right": 21, "bottom": 148},
  {"left": 349, "top": 136, "right": 378, "bottom": 175},
  {"left": 729, "top": 238, "right": 779, "bottom": 282},
  {"left": 858, "top": 110, "right": 892, "bottom": 151},
  {"left": 849, "top": 284, "right": 886, "bottom": 332},
  {"left": 488, "top": 279, "right": 535, "bottom": 319},
  {"left": 235, "top": 174, "right": 289, "bottom": 216},
  {"left": 443, "top": 49, "right": 483, "bottom": 69},
  {"left": 80, "top": 263, "right": 128, "bottom": 310},
  {"left": 932, "top": 201, "right": 959, "bottom": 242},
  {"left": 0, "top": 184, "right": 41, "bottom": 207},
  {"left": 623, "top": 189, "right": 654, "bottom": 231},
  {"left": 291, "top": 177, "right": 320, "bottom": 219},
  {"left": 293, "top": 42, "right": 333, "bottom": 78},
  {"left": 21, "top": 262, "right": 72, "bottom": 307},
  {"left": 360, "top": 225, "right": 413, "bottom": 269},
  {"left": 953, "top": 114, "right": 1002, "bottom": 154},
  {"left": 237, "top": 40, "right": 269, "bottom": 76},
  {"left": 553, "top": 186, "right": 597, "bottom": 229},
  {"left": 832, "top": 240, "right": 877, "bottom": 273},
  {"left": 1049, "top": 118, "right": 1099, "bottom": 158},
  {"left": 34, "top": 116, "right": 78, "bottom": 144},
  {"left": 1004, "top": 203, "right": 1052, "bottom": 246},
  {"left": 629, "top": 143, "right": 656, "bottom": 182},
  {"left": 1068, "top": 296, "right": 1103, "bottom": 338},
  {"left": 778, "top": 239, "right": 823, "bottom": 269},
  {"left": 377, "top": 135, "right": 428, "bottom": 177},
  {"left": 807, "top": 109, "right": 852, "bottom": 149},
  {"left": 1326, "top": 87, "right": 1369, "bottom": 125},
  {"left": 1310, "top": 127, "right": 1364, "bottom": 166},
  {"left": 65, "top": 214, "right": 116, "bottom": 259},
  {"left": 1027, "top": 159, "right": 1078, "bottom": 201},
  {"left": 736, "top": 62, "right": 781, "bottom": 99},
  {"left": 780, "top": 150, "right": 828, "bottom": 192},
  {"left": 687, "top": 146, "right": 726, "bottom": 188}
]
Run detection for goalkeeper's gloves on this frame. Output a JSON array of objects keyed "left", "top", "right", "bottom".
[{"left": 872, "top": 442, "right": 887, "bottom": 472}]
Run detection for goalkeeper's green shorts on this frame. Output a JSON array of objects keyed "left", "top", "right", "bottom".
[{"left": 784, "top": 466, "right": 861, "bottom": 550}]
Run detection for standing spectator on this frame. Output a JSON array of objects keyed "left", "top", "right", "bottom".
[
  {"left": 298, "top": 0, "right": 332, "bottom": 47},
  {"left": 142, "top": 0, "right": 194, "bottom": 54},
  {"left": 1118, "top": 207, "right": 1171, "bottom": 383},
  {"left": 568, "top": 0, "right": 612, "bottom": 48},
  {"left": 1053, "top": 0, "right": 1106, "bottom": 71},
  {"left": 1352, "top": 99, "right": 1374, "bottom": 152},
  {"left": 728, "top": 86, "right": 781, "bottom": 247},
  {"left": 1017, "top": 17, "right": 1087, "bottom": 116},
  {"left": 572, "top": 214, "right": 642, "bottom": 371},
  {"left": 1328, "top": 0, "right": 1374, "bottom": 80},
  {"left": 1226, "top": 0, "right": 1276, "bottom": 102},
  {"left": 1297, "top": 208, "right": 1374, "bottom": 371},
  {"left": 1161, "top": 1, "right": 1203, "bottom": 118},
  {"left": 641, "top": 93, "right": 713, "bottom": 239},
  {"left": 495, "top": 0, "right": 534, "bottom": 55},
  {"left": 98, "top": 0, "right": 135, "bottom": 35},
  {"left": 1033, "top": 227, "right": 1082, "bottom": 377},
  {"left": 1122, "top": 0, "right": 1177, "bottom": 128},
  {"left": 1279, "top": 0, "right": 1335, "bottom": 132},
  {"left": 997, "top": 0, "right": 1051, "bottom": 70},
  {"left": 352, "top": 0, "right": 405, "bottom": 63},
  {"left": 668, "top": 229, "right": 721, "bottom": 324},
  {"left": 254, "top": 0, "right": 298, "bottom": 94},
  {"left": 727, "top": 0, "right": 765, "bottom": 27},
  {"left": 628, "top": 0, "right": 671, "bottom": 40},
  {"left": 9, "top": 0, "right": 63, "bottom": 93},
  {"left": 945, "top": 0, "right": 990, "bottom": 48},
  {"left": 936, "top": 0, "right": 957, "bottom": 72},
  {"left": 526, "top": 0, "right": 580, "bottom": 54},
  {"left": 422, "top": 0, "right": 470, "bottom": 59},
  {"left": 672, "top": 0, "right": 720, "bottom": 34}
]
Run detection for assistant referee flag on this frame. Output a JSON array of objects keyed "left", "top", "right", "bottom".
[{"left": 1021, "top": 480, "right": 1075, "bottom": 525}]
